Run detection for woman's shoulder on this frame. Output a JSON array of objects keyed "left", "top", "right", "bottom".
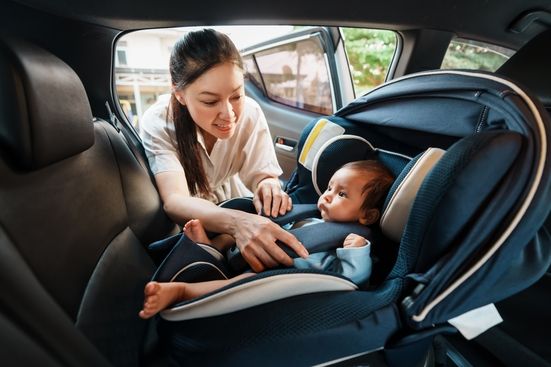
[
  {"left": 140, "top": 94, "right": 172, "bottom": 137},
  {"left": 242, "top": 96, "right": 263, "bottom": 118},
  {"left": 142, "top": 94, "right": 171, "bottom": 125},
  {"left": 239, "top": 96, "right": 267, "bottom": 130}
]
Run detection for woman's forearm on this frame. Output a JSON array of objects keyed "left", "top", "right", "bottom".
[{"left": 163, "top": 193, "right": 243, "bottom": 234}]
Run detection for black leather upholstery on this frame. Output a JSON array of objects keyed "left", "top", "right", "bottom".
[
  {"left": 0, "top": 37, "right": 94, "bottom": 170},
  {"left": 497, "top": 28, "right": 551, "bottom": 109},
  {"left": 0, "top": 37, "right": 177, "bottom": 366}
]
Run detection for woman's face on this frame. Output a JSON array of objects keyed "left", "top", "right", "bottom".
[{"left": 174, "top": 62, "right": 245, "bottom": 146}]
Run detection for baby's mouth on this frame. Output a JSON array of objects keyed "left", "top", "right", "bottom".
[{"left": 318, "top": 204, "right": 329, "bottom": 218}]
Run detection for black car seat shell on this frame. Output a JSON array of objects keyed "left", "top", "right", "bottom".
[{"left": 0, "top": 36, "right": 178, "bottom": 367}]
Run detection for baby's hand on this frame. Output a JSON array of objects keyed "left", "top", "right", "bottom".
[{"left": 343, "top": 233, "right": 368, "bottom": 248}]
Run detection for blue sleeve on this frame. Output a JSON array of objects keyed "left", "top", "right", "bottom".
[
  {"left": 335, "top": 242, "right": 372, "bottom": 286},
  {"left": 293, "top": 241, "right": 372, "bottom": 286}
]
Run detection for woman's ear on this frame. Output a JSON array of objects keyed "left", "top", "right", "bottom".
[
  {"left": 359, "top": 208, "right": 380, "bottom": 225},
  {"left": 173, "top": 89, "right": 186, "bottom": 106}
]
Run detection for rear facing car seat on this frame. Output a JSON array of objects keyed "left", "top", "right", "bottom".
[
  {"left": 0, "top": 36, "right": 178, "bottom": 366},
  {"left": 145, "top": 70, "right": 551, "bottom": 367}
]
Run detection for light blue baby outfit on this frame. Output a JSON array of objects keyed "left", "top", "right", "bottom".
[{"left": 290, "top": 218, "right": 372, "bottom": 286}]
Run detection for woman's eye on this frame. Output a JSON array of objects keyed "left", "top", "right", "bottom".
[
  {"left": 202, "top": 101, "right": 217, "bottom": 106},
  {"left": 231, "top": 95, "right": 242, "bottom": 101}
]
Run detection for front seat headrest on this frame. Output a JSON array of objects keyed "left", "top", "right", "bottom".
[
  {"left": 0, "top": 37, "right": 94, "bottom": 171},
  {"left": 497, "top": 28, "right": 551, "bottom": 108}
]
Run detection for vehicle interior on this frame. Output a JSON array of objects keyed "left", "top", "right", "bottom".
[{"left": 1, "top": 0, "right": 550, "bottom": 366}]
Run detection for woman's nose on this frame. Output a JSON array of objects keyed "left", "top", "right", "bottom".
[{"left": 219, "top": 100, "right": 235, "bottom": 121}]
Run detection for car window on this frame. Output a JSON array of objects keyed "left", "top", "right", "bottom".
[
  {"left": 114, "top": 26, "right": 397, "bottom": 128},
  {"left": 243, "top": 35, "right": 333, "bottom": 115},
  {"left": 341, "top": 28, "right": 397, "bottom": 96},
  {"left": 441, "top": 37, "right": 515, "bottom": 72}
]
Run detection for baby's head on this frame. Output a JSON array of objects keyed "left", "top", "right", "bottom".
[{"left": 317, "top": 160, "right": 394, "bottom": 225}]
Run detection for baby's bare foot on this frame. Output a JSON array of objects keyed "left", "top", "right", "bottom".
[
  {"left": 184, "top": 219, "right": 211, "bottom": 244},
  {"left": 138, "top": 281, "right": 187, "bottom": 319}
]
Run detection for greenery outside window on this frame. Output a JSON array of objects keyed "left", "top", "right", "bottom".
[
  {"left": 441, "top": 38, "right": 514, "bottom": 72},
  {"left": 341, "top": 28, "right": 397, "bottom": 96}
]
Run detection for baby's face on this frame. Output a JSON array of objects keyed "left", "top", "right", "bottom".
[{"left": 317, "top": 167, "right": 372, "bottom": 222}]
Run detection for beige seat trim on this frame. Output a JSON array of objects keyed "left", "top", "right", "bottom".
[{"left": 380, "top": 148, "right": 446, "bottom": 243}]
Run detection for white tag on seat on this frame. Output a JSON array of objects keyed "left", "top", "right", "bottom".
[{"left": 448, "top": 303, "right": 503, "bottom": 339}]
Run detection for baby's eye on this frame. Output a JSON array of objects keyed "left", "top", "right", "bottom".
[
  {"left": 326, "top": 186, "right": 332, "bottom": 191},
  {"left": 338, "top": 191, "right": 347, "bottom": 198}
]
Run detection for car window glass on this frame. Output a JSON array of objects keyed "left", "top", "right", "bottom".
[
  {"left": 441, "top": 37, "right": 514, "bottom": 71},
  {"left": 243, "top": 55, "right": 263, "bottom": 90},
  {"left": 249, "top": 36, "right": 333, "bottom": 115},
  {"left": 341, "top": 28, "right": 397, "bottom": 96}
]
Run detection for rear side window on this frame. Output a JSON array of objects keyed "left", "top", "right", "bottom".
[
  {"left": 341, "top": 28, "right": 397, "bottom": 96},
  {"left": 441, "top": 38, "right": 514, "bottom": 72},
  {"left": 244, "top": 35, "right": 333, "bottom": 115},
  {"left": 114, "top": 30, "right": 175, "bottom": 129}
]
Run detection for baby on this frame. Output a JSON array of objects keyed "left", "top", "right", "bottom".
[{"left": 139, "top": 160, "right": 393, "bottom": 319}]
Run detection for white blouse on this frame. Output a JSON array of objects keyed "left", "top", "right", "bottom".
[{"left": 139, "top": 94, "right": 282, "bottom": 203}]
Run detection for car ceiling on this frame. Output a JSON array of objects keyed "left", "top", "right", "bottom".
[{"left": 9, "top": 0, "right": 551, "bottom": 49}]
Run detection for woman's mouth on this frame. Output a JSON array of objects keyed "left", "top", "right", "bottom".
[{"left": 214, "top": 123, "right": 233, "bottom": 132}]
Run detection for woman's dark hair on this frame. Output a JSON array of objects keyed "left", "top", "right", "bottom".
[
  {"left": 341, "top": 160, "right": 394, "bottom": 214},
  {"left": 168, "top": 28, "right": 243, "bottom": 196}
]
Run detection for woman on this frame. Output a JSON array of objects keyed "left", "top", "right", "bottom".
[{"left": 140, "top": 28, "right": 308, "bottom": 271}]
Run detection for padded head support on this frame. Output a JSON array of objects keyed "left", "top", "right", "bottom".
[
  {"left": 0, "top": 37, "right": 93, "bottom": 171},
  {"left": 380, "top": 148, "right": 446, "bottom": 243},
  {"left": 312, "top": 134, "right": 377, "bottom": 195},
  {"left": 288, "top": 117, "right": 410, "bottom": 203},
  {"left": 497, "top": 29, "right": 551, "bottom": 108}
]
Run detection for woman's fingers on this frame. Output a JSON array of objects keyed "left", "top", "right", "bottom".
[
  {"left": 235, "top": 216, "right": 308, "bottom": 271},
  {"left": 270, "top": 190, "right": 282, "bottom": 217},
  {"left": 239, "top": 240, "right": 282, "bottom": 272},
  {"left": 277, "top": 192, "right": 292, "bottom": 216},
  {"left": 252, "top": 194, "right": 263, "bottom": 215},
  {"left": 254, "top": 178, "right": 293, "bottom": 217},
  {"left": 276, "top": 228, "right": 308, "bottom": 259},
  {"left": 261, "top": 185, "right": 272, "bottom": 216}
]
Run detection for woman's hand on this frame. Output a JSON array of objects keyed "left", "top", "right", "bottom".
[
  {"left": 253, "top": 177, "right": 292, "bottom": 217},
  {"left": 231, "top": 211, "right": 308, "bottom": 272}
]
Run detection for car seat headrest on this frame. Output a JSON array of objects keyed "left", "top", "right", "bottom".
[
  {"left": 497, "top": 28, "right": 551, "bottom": 109},
  {"left": 296, "top": 117, "right": 444, "bottom": 244},
  {"left": 289, "top": 117, "right": 410, "bottom": 203},
  {"left": 0, "top": 37, "right": 94, "bottom": 171},
  {"left": 311, "top": 134, "right": 377, "bottom": 195},
  {"left": 380, "top": 147, "right": 446, "bottom": 243}
]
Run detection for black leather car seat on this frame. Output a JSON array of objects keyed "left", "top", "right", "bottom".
[{"left": 0, "top": 37, "right": 177, "bottom": 367}]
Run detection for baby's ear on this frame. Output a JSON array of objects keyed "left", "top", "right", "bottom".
[{"left": 359, "top": 208, "right": 380, "bottom": 225}]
